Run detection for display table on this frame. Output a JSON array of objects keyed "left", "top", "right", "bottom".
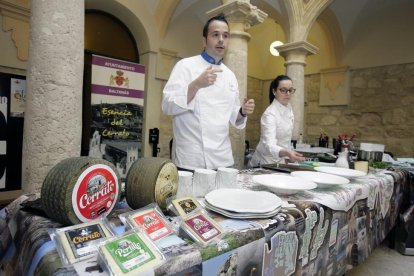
[
  {"left": 0, "top": 168, "right": 412, "bottom": 275},
  {"left": 395, "top": 167, "right": 414, "bottom": 255}
]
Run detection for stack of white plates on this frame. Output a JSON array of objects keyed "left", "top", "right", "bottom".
[
  {"left": 290, "top": 171, "right": 350, "bottom": 188},
  {"left": 252, "top": 174, "right": 317, "bottom": 195},
  {"left": 204, "top": 188, "right": 282, "bottom": 219}
]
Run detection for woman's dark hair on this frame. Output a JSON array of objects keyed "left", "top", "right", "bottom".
[
  {"left": 203, "top": 13, "right": 228, "bottom": 38},
  {"left": 269, "top": 75, "right": 292, "bottom": 103}
]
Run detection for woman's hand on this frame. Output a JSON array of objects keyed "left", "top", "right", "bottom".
[{"left": 280, "top": 148, "right": 305, "bottom": 162}]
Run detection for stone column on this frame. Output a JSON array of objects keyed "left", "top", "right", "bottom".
[
  {"left": 277, "top": 41, "right": 318, "bottom": 140},
  {"left": 207, "top": 1, "right": 267, "bottom": 169},
  {"left": 22, "top": 0, "right": 84, "bottom": 193}
]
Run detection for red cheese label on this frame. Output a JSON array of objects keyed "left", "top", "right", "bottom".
[
  {"left": 72, "top": 164, "right": 119, "bottom": 222},
  {"left": 132, "top": 209, "right": 173, "bottom": 241}
]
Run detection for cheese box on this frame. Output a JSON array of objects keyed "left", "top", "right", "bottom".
[
  {"left": 51, "top": 218, "right": 114, "bottom": 265},
  {"left": 172, "top": 197, "right": 202, "bottom": 217},
  {"left": 122, "top": 207, "right": 174, "bottom": 241},
  {"left": 98, "top": 231, "right": 164, "bottom": 275},
  {"left": 182, "top": 211, "right": 223, "bottom": 246}
]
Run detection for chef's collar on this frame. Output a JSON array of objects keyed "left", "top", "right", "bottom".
[{"left": 201, "top": 50, "right": 223, "bottom": 65}]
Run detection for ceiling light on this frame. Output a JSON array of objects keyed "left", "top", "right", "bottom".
[{"left": 269, "top": 41, "right": 283, "bottom": 56}]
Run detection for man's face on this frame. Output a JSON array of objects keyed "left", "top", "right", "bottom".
[{"left": 203, "top": 20, "right": 229, "bottom": 61}]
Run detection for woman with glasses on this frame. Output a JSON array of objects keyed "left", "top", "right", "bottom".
[{"left": 249, "top": 75, "right": 305, "bottom": 167}]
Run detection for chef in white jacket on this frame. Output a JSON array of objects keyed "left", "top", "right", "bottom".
[
  {"left": 249, "top": 75, "right": 305, "bottom": 167},
  {"left": 162, "top": 13, "right": 255, "bottom": 170}
]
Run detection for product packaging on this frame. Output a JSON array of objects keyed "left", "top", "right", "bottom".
[
  {"left": 170, "top": 196, "right": 203, "bottom": 217},
  {"left": 179, "top": 209, "right": 225, "bottom": 246},
  {"left": 119, "top": 203, "right": 175, "bottom": 242},
  {"left": 49, "top": 217, "right": 114, "bottom": 265},
  {"left": 97, "top": 230, "right": 164, "bottom": 276}
]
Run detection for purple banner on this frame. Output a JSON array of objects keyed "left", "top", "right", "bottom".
[
  {"left": 92, "top": 55, "right": 145, "bottom": 74},
  {"left": 91, "top": 84, "right": 144, "bottom": 99}
]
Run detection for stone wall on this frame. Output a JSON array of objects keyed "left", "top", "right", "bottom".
[
  {"left": 245, "top": 76, "right": 265, "bottom": 151},
  {"left": 158, "top": 80, "right": 172, "bottom": 159},
  {"left": 304, "top": 62, "right": 414, "bottom": 157}
]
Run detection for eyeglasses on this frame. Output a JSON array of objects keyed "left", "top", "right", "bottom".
[{"left": 278, "top": 88, "right": 296, "bottom": 95}]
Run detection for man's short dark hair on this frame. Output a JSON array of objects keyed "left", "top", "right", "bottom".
[{"left": 203, "top": 13, "right": 229, "bottom": 38}]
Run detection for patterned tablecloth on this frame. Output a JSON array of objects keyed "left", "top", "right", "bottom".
[{"left": 0, "top": 168, "right": 412, "bottom": 276}]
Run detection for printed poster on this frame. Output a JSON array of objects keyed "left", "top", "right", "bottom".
[
  {"left": 10, "top": 78, "right": 25, "bottom": 117},
  {"left": 89, "top": 55, "right": 145, "bottom": 182},
  {"left": 0, "top": 95, "right": 6, "bottom": 189}
]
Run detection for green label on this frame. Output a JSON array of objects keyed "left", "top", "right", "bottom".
[{"left": 104, "top": 233, "right": 157, "bottom": 273}]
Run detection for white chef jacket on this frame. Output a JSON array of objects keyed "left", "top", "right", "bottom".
[
  {"left": 162, "top": 55, "right": 246, "bottom": 170},
  {"left": 249, "top": 99, "right": 294, "bottom": 166}
]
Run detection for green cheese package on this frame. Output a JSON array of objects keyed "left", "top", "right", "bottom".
[
  {"left": 97, "top": 230, "right": 164, "bottom": 276},
  {"left": 49, "top": 217, "right": 114, "bottom": 265},
  {"left": 119, "top": 203, "right": 176, "bottom": 242}
]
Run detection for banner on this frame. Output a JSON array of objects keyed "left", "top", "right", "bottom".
[
  {"left": 89, "top": 55, "right": 145, "bottom": 182},
  {"left": 0, "top": 95, "right": 7, "bottom": 189},
  {"left": 10, "top": 78, "right": 25, "bottom": 117},
  {"left": 0, "top": 73, "right": 24, "bottom": 191}
]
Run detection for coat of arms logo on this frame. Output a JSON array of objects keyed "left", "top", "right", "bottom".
[{"left": 110, "top": 70, "right": 129, "bottom": 88}]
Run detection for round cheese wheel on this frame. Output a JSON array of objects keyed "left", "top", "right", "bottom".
[
  {"left": 41, "top": 157, "right": 121, "bottom": 225},
  {"left": 125, "top": 157, "right": 178, "bottom": 210}
]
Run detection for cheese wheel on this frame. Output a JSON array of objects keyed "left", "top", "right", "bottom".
[
  {"left": 41, "top": 157, "right": 121, "bottom": 225},
  {"left": 125, "top": 158, "right": 178, "bottom": 210}
]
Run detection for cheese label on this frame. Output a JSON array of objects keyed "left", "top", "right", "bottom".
[
  {"left": 65, "top": 223, "right": 107, "bottom": 258},
  {"left": 72, "top": 164, "right": 119, "bottom": 222},
  {"left": 184, "top": 213, "right": 221, "bottom": 243},
  {"left": 154, "top": 162, "right": 178, "bottom": 209},
  {"left": 131, "top": 209, "right": 173, "bottom": 241},
  {"left": 172, "top": 197, "right": 201, "bottom": 217},
  {"left": 104, "top": 233, "right": 157, "bottom": 273}
]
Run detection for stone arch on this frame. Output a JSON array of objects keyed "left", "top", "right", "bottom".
[
  {"left": 85, "top": 0, "right": 152, "bottom": 54},
  {"left": 154, "top": 0, "right": 181, "bottom": 38},
  {"left": 317, "top": 8, "right": 344, "bottom": 67},
  {"left": 85, "top": 10, "right": 139, "bottom": 62},
  {"left": 247, "top": 0, "right": 288, "bottom": 79},
  {"left": 251, "top": 0, "right": 289, "bottom": 37}
]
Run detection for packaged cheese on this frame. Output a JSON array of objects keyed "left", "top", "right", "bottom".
[
  {"left": 50, "top": 217, "right": 114, "bottom": 265},
  {"left": 181, "top": 210, "right": 224, "bottom": 246},
  {"left": 98, "top": 230, "right": 164, "bottom": 275},
  {"left": 171, "top": 197, "right": 202, "bottom": 217},
  {"left": 119, "top": 204, "right": 175, "bottom": 241}
]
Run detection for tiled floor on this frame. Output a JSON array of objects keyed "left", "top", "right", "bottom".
[{"left": 347, "top": 244, "right": 414, "bottom": 276}]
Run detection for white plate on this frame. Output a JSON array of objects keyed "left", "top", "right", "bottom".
[
  {"left": 314, "top": 166, "right": 367, "bottom": 179},
  {"left": 204, "top": 201, "right": 281, "bottom": 219},
  {"left": 290, "top": 171, "right": 350, "bottom": 188},
  {"left": 205, "top": 188, "right": 282, "bottom": 213},
  {"left": 252, "top": 174, "right": 317, "bottom": 195}
]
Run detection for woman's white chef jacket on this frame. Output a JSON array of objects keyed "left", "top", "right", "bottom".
[
  {"left": 249, "top": 99, "right": 294, "bottom": 166},
  {"left": 162, "top": 55, "right": 246, "bottom": 170}
]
